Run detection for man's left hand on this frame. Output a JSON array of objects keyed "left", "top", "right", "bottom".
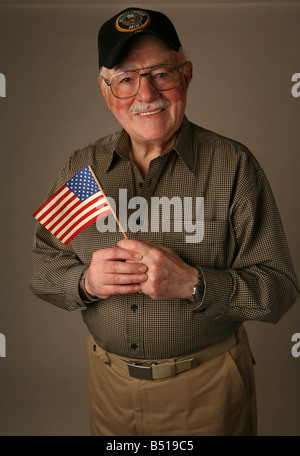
[{"left": 118, "top": 239, "right": 198, "bottom": 301}]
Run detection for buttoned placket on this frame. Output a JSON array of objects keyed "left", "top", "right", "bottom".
[{"left": 124, "top": 150, "right": 175, "bottom": 356}]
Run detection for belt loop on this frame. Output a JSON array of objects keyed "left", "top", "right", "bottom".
[{"left": 169, "top": 359, "right": 176, "bottom": 377}]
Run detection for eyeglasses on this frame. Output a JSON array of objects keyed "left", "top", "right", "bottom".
[{"left": 102, "top": 63, "right": 186, "bottom": 99}]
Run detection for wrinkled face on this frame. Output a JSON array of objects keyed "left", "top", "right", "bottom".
[{"left": 99, "top": 35, "right": 193, "bottom": 149}]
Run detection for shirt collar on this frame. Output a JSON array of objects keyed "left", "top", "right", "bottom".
[
  {"left": 173, "top": 115, "right": 194, "bottom": 174},
  {"left": 104, "top": 115, "right": 194, "bottom": 174}
]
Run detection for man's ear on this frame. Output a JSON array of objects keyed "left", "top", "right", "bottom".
[
  {"left": 98, "top": 76, "right": 115, "bottom": 110},
  {"left": 98, "top": 77, "right": 110, "bottom": 107},
  {"left": 183, "top": 61, "right": 193, "bottom": 89}
]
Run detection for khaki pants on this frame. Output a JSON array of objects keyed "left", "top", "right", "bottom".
[{"left": 86, "top": 326, "right": 257, "bottom": 436}]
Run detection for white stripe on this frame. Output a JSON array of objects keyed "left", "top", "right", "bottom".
[{"left": 35, "top": 186, "right": 70, "bottom": 220}]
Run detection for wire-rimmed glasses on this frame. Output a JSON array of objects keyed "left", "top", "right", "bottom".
[{"left": 102, "top": 63, "right": 187, "bottom": 99}]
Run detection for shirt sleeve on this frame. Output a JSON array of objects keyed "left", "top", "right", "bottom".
[
  {"left": 30, "top": 165, "right": 87, "bottom": 312},
  {"left": 192, "top": 148, "right": 300, "bottom": 323}
]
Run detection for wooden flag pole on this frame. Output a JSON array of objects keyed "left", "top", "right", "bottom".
[{"left": 88, "top": 165, "right": 128, "bottom": 239}]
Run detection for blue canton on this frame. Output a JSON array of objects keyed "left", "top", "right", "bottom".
[{"left": 65, "top": 166, "right": 100, "bottom": 201}]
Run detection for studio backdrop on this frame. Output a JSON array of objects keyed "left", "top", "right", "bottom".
[{"left": 0, "top": 0, "right": 299, "bottom": 436}]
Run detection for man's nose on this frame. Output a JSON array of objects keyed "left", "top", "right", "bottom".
[{"left": 136, "top": 74, "right": 159, "bottom": 101}]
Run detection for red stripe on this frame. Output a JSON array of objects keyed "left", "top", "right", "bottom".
[
  {"left": 62, "top": 205, "right": 112, "bottom": 245},
  {"left": 56, "top": 205, "right": 102, "bottom": 241},
  {"left": 52, "top": 196, "right": 103, "bottom": 237},
  {"left": 46, "top": 197, "right": 81, "bottom": 232},
  {"left": 64, "top": 215, "right": 101, "bottom": 245},
  {"left": 42, "top": 194, "right": 79, "bottom": 227}
]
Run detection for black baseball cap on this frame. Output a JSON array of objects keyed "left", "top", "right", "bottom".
[{"left": 98, "top": 7, "right": 182, "bottom": 69}]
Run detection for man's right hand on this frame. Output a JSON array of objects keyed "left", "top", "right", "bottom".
[{"left": 82, "top": 247, "right": 148, "bottom": 299}]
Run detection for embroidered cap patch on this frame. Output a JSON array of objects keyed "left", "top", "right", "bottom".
[{"left": 115, "top": 9, "right": 151, "bottom": 33}]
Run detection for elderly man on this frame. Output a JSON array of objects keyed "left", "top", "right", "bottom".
[{"left": 31, "top": 8, "right": 299, "bottom": 436}]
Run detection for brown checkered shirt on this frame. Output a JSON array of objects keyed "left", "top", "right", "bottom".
[{"left": 30, "top": 116, "right": 299, "bottom": 359}]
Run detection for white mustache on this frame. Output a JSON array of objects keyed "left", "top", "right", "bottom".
[{"left": 130, "top": 99, "right": 171, "bottom": 113}]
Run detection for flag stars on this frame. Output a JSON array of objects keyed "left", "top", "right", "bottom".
[{"left": 65, "top": 166, "right": 101, "bottom": 201}]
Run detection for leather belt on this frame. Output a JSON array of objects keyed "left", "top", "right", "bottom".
[{"left": 107, "top": 332, "right": 239, "bottom": 380}]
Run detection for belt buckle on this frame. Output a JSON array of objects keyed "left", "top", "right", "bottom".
[{"left": 128, "top": 361, "right": 156, "bottom": 380}]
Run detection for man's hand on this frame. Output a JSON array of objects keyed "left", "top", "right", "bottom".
[
  {"left": 83, "top": 247, "right": 148, "bottom": 299},
  {"left": 118, "top": 239, "right": 198, "bottom": 301}
]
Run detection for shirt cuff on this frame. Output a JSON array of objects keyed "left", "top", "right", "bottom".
[
  {"left": 63, "top": 264, "right": 88, "bottom": 310},
  {"left": 191, "top": 266, "right": 233, "bottom": 319}
]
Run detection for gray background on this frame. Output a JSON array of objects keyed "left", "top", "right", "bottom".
[{"left": 0, "top": 0, "right": 299, "bottom": 436}]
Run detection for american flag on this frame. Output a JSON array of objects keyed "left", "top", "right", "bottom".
[{"left": 33, "top": 165, "right": 112, "bottom": 245}]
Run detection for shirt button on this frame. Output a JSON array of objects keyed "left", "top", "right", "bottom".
[
  {"left": 131, "top": 343, "right": 138, "bottom": 350},
  {"left": 93, "top": 344, "right": 96, "bottom": 352},
  {"left": 138, "top": 182, "right": 144, "bottom": 188},
  {"left": 131, "top": 304, "right": 138, "bottom": 312}
]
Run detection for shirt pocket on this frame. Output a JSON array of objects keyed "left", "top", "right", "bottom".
[{"left": 164, "top": 219, "right": 229, "bottom": 268}]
